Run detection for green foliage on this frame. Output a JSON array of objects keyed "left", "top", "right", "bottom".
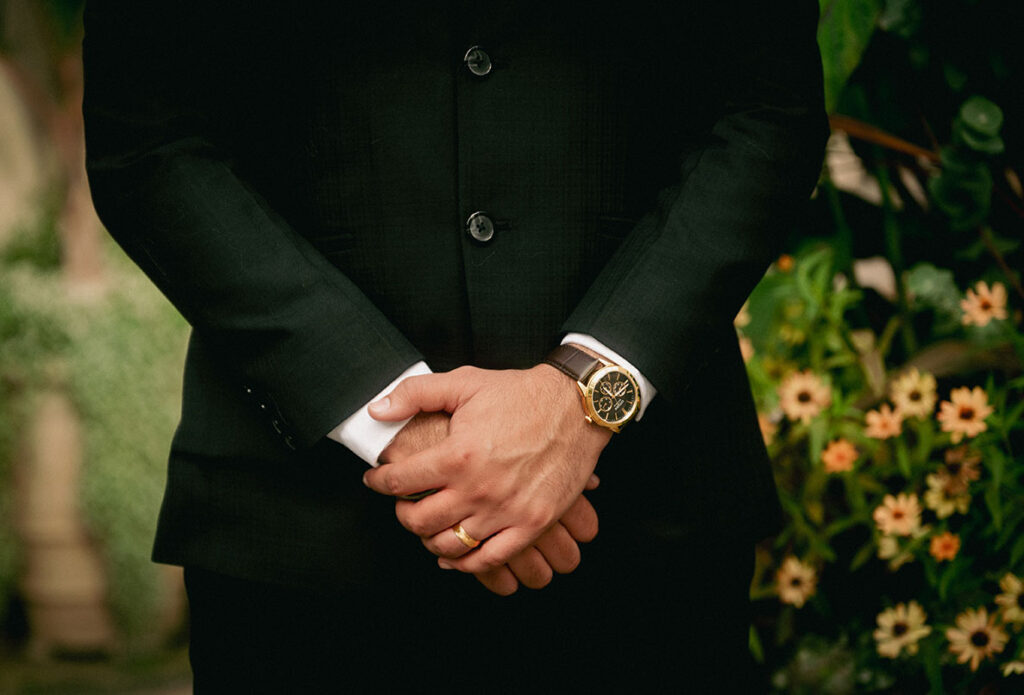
[
  {"left": 0, "top": 229, "right": 187, "bottom": 645},
  {"left": 817, "top": 0, "right": 882, "bottom": 112}
]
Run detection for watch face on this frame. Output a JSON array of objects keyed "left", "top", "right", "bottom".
[{"left": 585, "top": 366, "right": 639, "bottom": 427}]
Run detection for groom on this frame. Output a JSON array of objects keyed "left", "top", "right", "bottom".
[{"left": 83, "top": 0, "right": 827, "bottom": 691}]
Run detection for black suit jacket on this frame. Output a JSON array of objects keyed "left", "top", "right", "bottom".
[{"left": 82, "top": 1, "right": 828, "bottom": 590}]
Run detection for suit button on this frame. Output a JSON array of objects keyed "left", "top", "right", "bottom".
[
  {"left": 464, "top": 46, "right": 492, "bottom": 76},
  {"left": 466, "top": 212, "right": 495, "bottom": 242}
]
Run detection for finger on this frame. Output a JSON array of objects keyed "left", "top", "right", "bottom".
[
  {"left": 441, "top": 528, "right": 533, "bottom": 575},
  {"left": 362, "top": 437, "right": 461, "bottom": 497},
  {"left": 368, "top": 369, "right": 475, "bottom": 422},
  {"left": 533, "top": 523, "right": 582, "bottom": 574},
  {"left": 506, "top": 546, "right": 554, "bottom": 590},
  {"left": 422, "top": 517, "right": 489, "bottom": 559},
  {"left": 559, "top": 495, "right": 599, "bottom": 543},
  {"left": 394, "top": 490, "right": 468, "bottom": 539},
  {"left": 472, "top": 566, "right": 519, "bottom": 597}
]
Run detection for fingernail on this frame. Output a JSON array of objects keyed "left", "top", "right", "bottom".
[
  {"left": 368, "top": 397, "right": 390, "bottom": 415},
  {"left": 438, "top": 560, "right": 454, "bottom": 570},
  {"left": 361, "top": 472, "right": 370, "bottom": 487}
]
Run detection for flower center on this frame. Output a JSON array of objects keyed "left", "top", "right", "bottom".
[
  {"left": 790, "top": 578, "right": 803, "bottom": 588},
  {"left": 980, "top": 299, "right": 992, "bottom": 310},
  {"left": 1017, "top": 594, "right": 1024, "bottom": 610},
  {"left": 970, "top": 630, "right": 990, "bottom": 648},
  {"left": 947, "top": 463, "right": 962, "bottom": 476},
  {"left": 797, "top": 391, "right": 812, "bottom": 403},
  {"left": 892, "top": 622, "right": 909, "bottom": 637},
  {"left": 959, "top": 407, "right": 975, "bottom": 420},
  {"left": 909, "top": 390, "right": 921, "bottom": 402},
  {"left": 892, "top": 510, "right": 905, "bottom": 520}
]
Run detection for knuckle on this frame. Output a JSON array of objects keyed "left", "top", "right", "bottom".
[{"left": 383, "top": 471, "right": 404, "bottom": 496}]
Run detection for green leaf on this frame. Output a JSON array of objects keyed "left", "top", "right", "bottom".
[
  {"left": 749, "top": 625, "right": 765, "bottom": 663},
  {"left": 959, "top": 96, "right": 1004, "bottom": 138},
  {"left": 1010, "top": 533, "right": 1024, "bottom": 569},
  {"left": 985, "top": 483, "right": 1003, "bottom": 532},
  {"left": 818, "top": 0, "right": 882, "bottom": 112},
  {"left": 850, "top": 539, "right": 876, "bottom": 571},
  {"left": 920, "top": 636, "right": 945, "bottom": 695},
  {"left": 895, "top": 438, "right": 912, "bottom": 479}
]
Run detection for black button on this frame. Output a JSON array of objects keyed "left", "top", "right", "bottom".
[
  {"left": 464, "top": 46, "right": 492, "bottom": 77},
  {"left": 466, "top": 212, "right": 495, "bottom": 242}
]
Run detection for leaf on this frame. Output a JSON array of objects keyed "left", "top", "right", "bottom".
[
  {"left": 817, "top": 0, "right": 883, "bottom": 112},
  {"left": 920, "top": 636, "right": 945, "bottom": 695},
  {"left": 749, "top": 625, "right": 765, "bottom": 663},
  {"left": 1010, "top": 533, "right": 1024, "bottom": 568},
  {"left": 895, "top": 438, "right": 912, "bottom": 479},
  {"left": 959, "top": 96, "right": 1004, "bottom": 138},
  {"left": 985, "top": 483, "right": 1003, "bottom": 532},
  {"left": 850, "top": 539, "right": 876, "bottom": 571}
]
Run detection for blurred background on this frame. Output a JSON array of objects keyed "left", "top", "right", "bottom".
[{"left": 0, "top": 0, "right": 1021, "bottom": 692}]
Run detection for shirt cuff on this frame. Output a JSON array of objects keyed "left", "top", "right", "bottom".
[
  {"left": 326, "top": 361, "right": 433, "bottom": 467},
  {"left": 561, "top": 333, "right": 657, "bottom": 420}
]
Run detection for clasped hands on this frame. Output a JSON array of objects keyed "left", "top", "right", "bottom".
[{"left": 362, "top": 364, "right": 611, "bottom": 595}]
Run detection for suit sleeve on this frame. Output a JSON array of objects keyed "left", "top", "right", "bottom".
[
  {"left": 82, "top": 3, "right": 422, "bottom": 449},
  {"left": 563, "top": 1, "right": 830, "bottom": 404}
]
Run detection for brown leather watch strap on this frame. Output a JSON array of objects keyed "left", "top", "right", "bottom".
[{"left": 544, "top": 344, "right": 602, "bottom": 384}]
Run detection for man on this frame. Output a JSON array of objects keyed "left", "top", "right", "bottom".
[{"left": 83, "top": 1, "right": 827, "bottom": 691}]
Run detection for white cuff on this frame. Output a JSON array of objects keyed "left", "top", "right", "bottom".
[
  {"left": 561, "top": 333, "right": 657, "bottom": 420},
  {"left": 326, "top": 361, "right": 433, "bottom": 467}
]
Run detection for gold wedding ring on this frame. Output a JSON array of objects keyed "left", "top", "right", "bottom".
[{"left": 451, "top": 523, "right": 481, "bottom": 549}]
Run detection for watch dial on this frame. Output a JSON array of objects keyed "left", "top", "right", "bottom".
[{"left": 590, "top": 371, "right": 637, "bottom": 424}]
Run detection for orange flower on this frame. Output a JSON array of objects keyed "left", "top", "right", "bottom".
[
  {"left": 937, "top": 387, "right": 993, "bottom": 444},
  {"left": 873, "top": 493, "right": 922, "bottom": 537},
  {"left": 775, "top": 556, "right": 817, "bottom": 608},
  {"left": 778, "top": 370, "right": 831, "bottom": 424},
  {"left": 776, "top": 254, "right": 795, "bottom": 272},
  {"left": 889, "top": 368, "right": 937, "bottom": 419},
  {"left": 961, "top": 280, "right": 1008, "bottom": 327},
  {"left": 821, "top": 438, "right": 858, "bottom": 473},
  {"left": 865, "top": 404, "right": 903, "bottom": 439},
  {"left": 929, "top": 532, "right": 960, "bottom": 561},
  {"left": 946, "top": 607, "right": 1007, "bottom": 671}
]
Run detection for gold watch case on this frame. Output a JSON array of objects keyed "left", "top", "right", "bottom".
[{"left": 579, "top": 364, "right": 640, "bottom": 433}]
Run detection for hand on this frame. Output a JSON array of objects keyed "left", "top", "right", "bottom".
[
  {"left": 377, "top": 410, "right": 600, "bottom": 595},
  {"left": 363, "top": 364, "right": 611, "bottom": 575}
]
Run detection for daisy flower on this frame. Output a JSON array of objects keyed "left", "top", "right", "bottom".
[
  {"left": 865, "top": 403, "right": 903, "bottom": 439},
  {"left": 924, "top": 473, "right": 971, "bottom": 519},
  {"left": 961, "top": 280, "right": 1008, "bottom": 327},
  {"left": 937, "top": 387, "right": 993, "bottom": 443},
  {"left": 777, "top": 370, "right": 831, "bottom": 424},
  {"left": 929, "top": 532, "right": 960, "bottom": 561},
  {"left": 775, "top": 556, "right": 817, "bottom": 608},
  {"left": 995, "top": 573, "right": 1024, "bottom": 625},
  {"left": 874, "top": 601, "right": 932, "bottom": 658},
  {"left": 873, "top": 493, "right": 922, "bottom": 537},
  {"left": 821, "top": 438, "right": 858, "bottom": 473},
  {"left": 946, "top": 607, "right": 1008, "bottom": 671},
  {"left": 889, "top": 368, "right": 937, "bottom": 419},
  {"left": 940, "top": 446, "right": 982, "bottom": 495}
]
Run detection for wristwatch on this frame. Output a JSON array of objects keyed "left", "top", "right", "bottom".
[{"left": 544, "top": 344, "right": 641, "bottom": 433}]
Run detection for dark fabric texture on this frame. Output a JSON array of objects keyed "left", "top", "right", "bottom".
[
  {"left": 82, "top": 0, "right": 828, "bottom": 596},
  {"left": 185, "top": 529, "right": 757, "bottom": 693}
]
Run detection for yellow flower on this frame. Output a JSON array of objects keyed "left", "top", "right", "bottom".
[
  {"left": 775, "top": 556, "right": 817, "bottom": 608},
  {"left": 821, "top": 438, "right": 858, "bottom": 473},
  {"left": 995, "top": 573, "right": 1024, "bottom": 625},
  {"left": 940, "top": 446, "right": 982, "bottom": 495},
  {"left": 937, "top": 387, "right": 993, "bottom": 443},
  {"left": 929, "top": 532, "right": 960, "bottom": 562},
  {"left": 874, "top": 601, "right": 932, "bottom": 658},
  {"left": 865, "top": 403, "right": 903, "bottom": 439},
  {"left": 961, "top": 280, "right": 1008, "bottom": 327},
  {"left": 889, "top": 368, "right": 937, "bottom": 419},
  {"left": 778, "top": 370, "right": 831, "bottom": 424},
  {"left": 757, "top": 413, "right": 778, "bottom": 446},
  {"left": 873, "top": 493, "right": 922, "bottom": 537},
  {"left": 946, "top": 607, "right": 1008, "bottom": 671},
  {"left": 1004, "top": 660, "right": 1024, "bottom": 676},
  {"left": 924, "top": 473, "right": 971, "bottom": 519}
]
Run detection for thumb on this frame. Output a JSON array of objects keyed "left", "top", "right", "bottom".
[
  {"left": 585, "top": 474, "right": 600, "bottom": 491},
  {"left": 367, "top": 371, "right": 468, "bottom": 421}
]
